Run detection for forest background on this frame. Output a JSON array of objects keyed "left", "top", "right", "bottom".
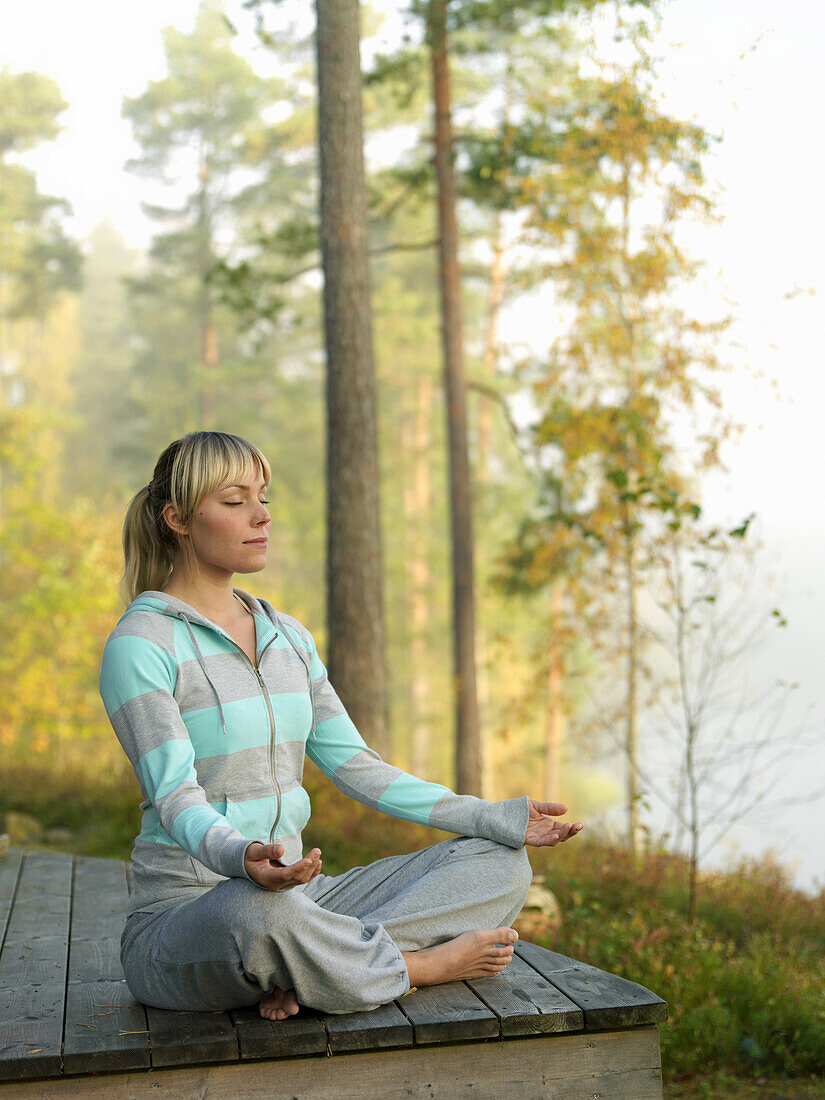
[{"left": 1, "top": 0, "right": 823, "bottom": 1092}]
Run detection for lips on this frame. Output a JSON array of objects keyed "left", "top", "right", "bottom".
[{"left": 245, "top": 539, "right": 268, "bottom": 546}]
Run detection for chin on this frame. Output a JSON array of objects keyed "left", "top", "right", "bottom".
[{"left": 236, "top": 560, "right": 268, "bottom": 575}]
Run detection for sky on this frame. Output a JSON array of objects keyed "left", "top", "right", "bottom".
[{"left": 3, "top": 0, "right": 823, "bottom": 890}]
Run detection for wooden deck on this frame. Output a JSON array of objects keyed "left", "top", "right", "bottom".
[{"left": 0, "top": 848, "right": 668, "bottom": 1098}]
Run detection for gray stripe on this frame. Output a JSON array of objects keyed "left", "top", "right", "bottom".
[
  {"left": 427, "top": 791, "right": 483, "bottom": 837},
  {"left": 175, "top": 653, "right": 264, "bottom": 710},
  {"left": 272, "top": 740, "right": 306, "bottom": 796},
  {"left": 109, "top": 689, "right": 190, "bottom": 762},
  {"left": 154, "top": 780, "right": 206, "bottom": 831},
  {"left": 428, "top": 794, "right": 530, "bottom": 849},
  {"left": 329, "top": 748, "right": 402, "bottom": 808},
  {"left": 196, "top": 820, "right": 258, "bottom": 872},
  {"left": 194, "top": 741, "right": 305, "bottom": 801},
  {"left": 194, "top": 745, "right": 273, "bottom": 799},
  {"left": 175, "top": 651, "right": 313, "bottom": 715},
  {"left": 256, "top": 652, "right": 315, "bottom": 695},
  {"left": 311, "top": 678, "right": 345, "bottom": 725},
  {"left": 110, "top": 608, "right": 176, "bottom": 660}
]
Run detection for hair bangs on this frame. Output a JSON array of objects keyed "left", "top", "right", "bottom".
[{"left": 170, "top": 433, "right": 271, "bottom": 521}]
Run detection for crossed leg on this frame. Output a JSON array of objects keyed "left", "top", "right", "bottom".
[{"left": 259, "top": 836, "right": 531, "bottom": 1020}]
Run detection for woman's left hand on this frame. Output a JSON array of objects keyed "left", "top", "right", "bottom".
[{"left": 524, "top": 800, "right": 584, "bottom": 847}]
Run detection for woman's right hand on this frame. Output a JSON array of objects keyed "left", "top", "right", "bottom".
[{"left": 244, "top": 842, "right": 322, "bottom": 891}]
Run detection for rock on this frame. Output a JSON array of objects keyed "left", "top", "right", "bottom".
[
  {"left": 0, "top": 834, "right": 8, "bottom": 861},
  {"left": 514, "top": 875, "right": 563, "bottom": 940},
  {"left": 4, "top": 811, "right": 44, "bottom": 845}
]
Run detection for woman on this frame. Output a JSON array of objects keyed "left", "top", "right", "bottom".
[{"left": 100, "top": 430, "right": 583, "bottom": 1021}]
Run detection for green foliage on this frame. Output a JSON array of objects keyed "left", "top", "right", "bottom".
[
  {"left": 0, "top": 68, "right": 81, "bottom": 319},
  {"left": 0, "top": 760, "right": 139, "bottom": 862},
  {"left": 531, "top": 838, "right": 825, "bottom": 1079}
]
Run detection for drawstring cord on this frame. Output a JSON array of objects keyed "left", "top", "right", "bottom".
[{"left": 178, "top": 614, "right": 228, "bottom": 736}]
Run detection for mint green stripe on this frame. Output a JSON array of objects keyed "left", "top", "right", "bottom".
[
  {"left": 100, "top": 635, "right": 175, "bottom": 710},
  {"left": 135, "top": 740, "right": 195, "bottom": 800},
  {"left": 183, "top": 692, "right": 313, "bottom": 757},
  {"left": 306, "top": 713, "right": 366, "bottom": 774},
  {"left": 175, "top": 803, "right": 221, "bottom": 853},
  {"left": 274, "top": 785, "right": 311, "bottom": 840},
  {"left": 376, "top": 773, "right": 450, "bottom": 823},
  {"left": 220, "top": 786, "right": 310, "bottom": 841},
  {"left": 182, "top": 696, "right": 269, "bottom": 756},
  {"left": 139, "top": 805, "right": 176, "bottom": 845}
]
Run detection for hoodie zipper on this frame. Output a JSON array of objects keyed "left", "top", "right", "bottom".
[
  {"left": 253, "top": 663, "right": 282, "bottom": 843},
  {"left": 176, "top": 608, "right": 284, "bottom": 842}
]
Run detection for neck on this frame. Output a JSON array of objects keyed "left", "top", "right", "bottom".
[{"left": 162, "top": 567, "right": 239, "bottom": 623}]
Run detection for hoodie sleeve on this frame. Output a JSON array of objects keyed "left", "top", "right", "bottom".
[
  {"left": 99, "top": 629, "right": 260, "bottom": 882},
  {"left": 300, "top": 629, "right": 529, "bottom": 849}
]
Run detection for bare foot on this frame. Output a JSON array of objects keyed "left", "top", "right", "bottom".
[
  {"left": 259, "top": 986, "right": 300, "bottom": 1021},
  {"left": 402, "top": 927, "right": 518, "bottom": 988}
]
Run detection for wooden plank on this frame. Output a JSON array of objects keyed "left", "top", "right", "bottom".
[
  {"left": 0, "top": 851, "right": 23, "bottom": 946},
  {"left": 63, "top": 981, "right": 149, "bottom": 1076},
  {"left": 0, "top": 1027, "right": 664, "bottom": 1099},
  {"left": 63, "top": 849, "right": 150, "bottom": 1073},
  {"left": 62, "top": 855, "right": 149, "bottom": 1075},
  {"left": 396, "top": 981, "right": 499, "bottom": 1045},
  {"left": 322, "top": 1000, "right": 412, "bottom": 1053},
  {"left": 0, "top": 852, "right": 72, "bottom": 1081},
  {"left": 515, "top": 941, "right": 668, "bottom": 1029},
  {"left": 145, "top": 1005, "right": 238, "bottom": 1069},
  {"left": 465, "top": 953, "right": 584, "bottom": 1036},
  {"left": 230, "top": 1006, "right": 327, "bottom": 1061},
  {"left": 67, "top": 857, "right": 129, "bottom": 984}
]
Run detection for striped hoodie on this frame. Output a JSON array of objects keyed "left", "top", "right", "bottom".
[{"left": 99, "top": 589, "right": 530, "bottom": 916}]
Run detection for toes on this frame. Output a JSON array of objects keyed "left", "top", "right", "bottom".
[{"left": 489, "top": 946, "right": 513, "bottom": 959}]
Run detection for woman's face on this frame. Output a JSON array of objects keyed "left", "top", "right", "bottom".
[{"left": 167, "top": 467, "right": 271, "bottom": 579}]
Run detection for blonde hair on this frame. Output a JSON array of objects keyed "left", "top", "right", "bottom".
[{"left": 119, "top": 431, "right": 272, "bottom": 605}]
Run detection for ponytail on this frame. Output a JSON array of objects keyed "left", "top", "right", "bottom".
[{"left": 119, "top": 483, "right": 177, "bottom": 605}]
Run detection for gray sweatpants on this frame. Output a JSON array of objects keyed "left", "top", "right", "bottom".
[{"left": 121, "top": 836, "right": 532, "bottom": 1014}]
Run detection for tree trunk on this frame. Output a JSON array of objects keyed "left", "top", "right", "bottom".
[
  {"left": 478, "top": 212, "right": 505, "bottom": 482},
  {"left": 315, "top": 0, "right": 388, "bottom": 756},
  {"left": 688, "top": 824, "right": 699, "bottom": 924},
  {"left": 546, "top": 580, "right": 564, "bottom": 799},
  {"left": 406, "top": 374, "right": 434, "bottom": 779},
  {"left": 624, "top": 511, "right": 642, "bottom": 855},
  {"left": 427, "top": 0, "right": 481, "bottom": 795}
]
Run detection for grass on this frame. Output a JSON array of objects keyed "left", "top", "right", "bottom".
[
  {"left": 666, "top": 1073, "right": 825, "bottom": 1098},
  {"left": 3, "top": 757, "right": 823, "bottom": 1095}
]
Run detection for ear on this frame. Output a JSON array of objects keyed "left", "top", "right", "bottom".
[{"left": 161, "top": 502, "right": 189, "bottom": 538}]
